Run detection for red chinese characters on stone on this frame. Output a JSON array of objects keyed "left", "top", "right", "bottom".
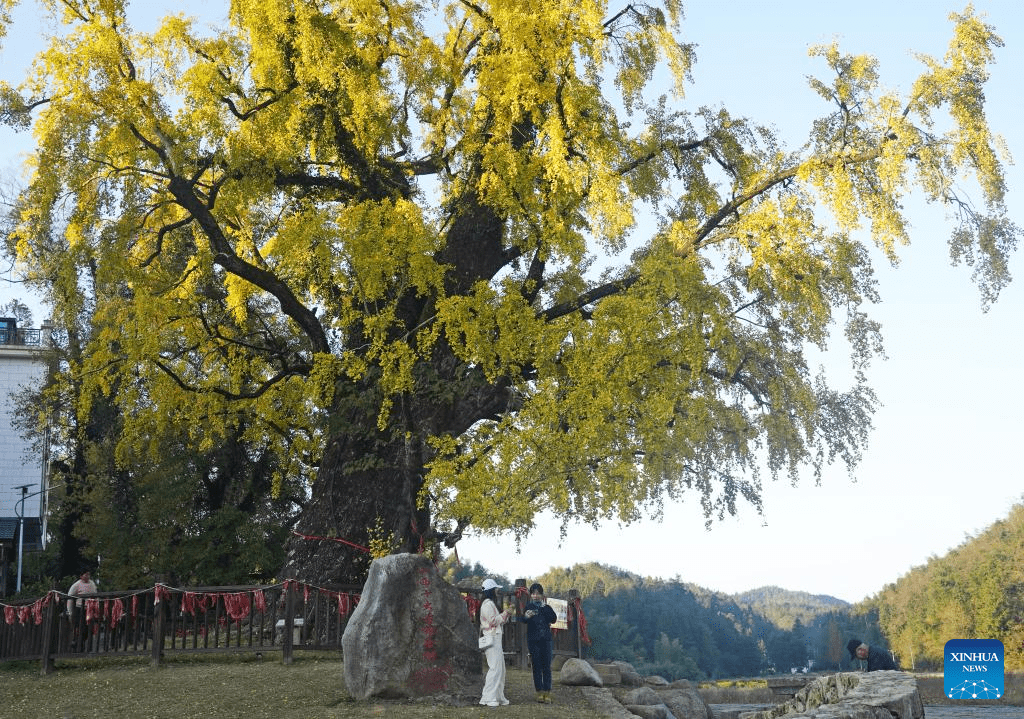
[{"left": 409, "top": 566, "right": 454, "bottom": 693}]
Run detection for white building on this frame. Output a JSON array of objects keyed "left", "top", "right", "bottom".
[{"left": 0, "top": 317, "right": 52, "bottom": 594}]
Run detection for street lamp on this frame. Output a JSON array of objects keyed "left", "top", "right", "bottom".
[{"left": 14, "top": 483, "right": 35, "bottom": 593}]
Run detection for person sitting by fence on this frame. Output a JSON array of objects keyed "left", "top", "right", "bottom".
[
  {"left": 67, "top": 570, "right": 97, "bottom": 611},
  {"left": 67, "top": 569, "right": 98, "bottom": 652}
]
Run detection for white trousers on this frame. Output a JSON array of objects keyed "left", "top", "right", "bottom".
[{"left": 479, "top": 638, "right": 508, "bottom": 705}]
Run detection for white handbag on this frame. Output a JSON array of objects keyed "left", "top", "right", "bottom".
[{"left": 478, "top": 634, "right": 494, "bottom": 650}]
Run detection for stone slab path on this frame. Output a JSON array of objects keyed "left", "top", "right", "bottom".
[
  {"left": 710, "top": 705, "right": 1020, "bottom": 719},
  {"left": 922, "top": 708, "right": 1022, "bottom": 719}
]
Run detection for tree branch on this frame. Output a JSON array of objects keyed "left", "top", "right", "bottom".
[
  {"left": 166, "top": 175, "right": 331, "bottom": 354},
  {"left": 154, "top": 358, "right": 312, "bottom": 400},
  {"left": 616, "top": 138, "right": 707, "bottom": 176},
  {"left": 538, "top": 273, "right": 640, "bottom": 322}
]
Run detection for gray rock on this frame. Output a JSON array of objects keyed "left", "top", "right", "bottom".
[
  {"left": 624, "top": 686, "right": 662, "bottom": 705},
  {"left": 560, "top": 657, "right": 605, "bottom": 686},
  {"left": 646, "top": 675, "right": 671, "bottom": 687},
  {"left": 341, "top": 553, "right": 480, "bottom": 699},
  {"left": 612, "top": 660, "right": 645, "bottom": 687},
  {"left": 740, "top": 671, "right": 923, "bottom": 719},
  {"left": 625, "top": 704, "right": 674, "bottom": 719},
  {"left": 662, "top": 686, "right": 714, "bottom": 719},
  {"left": 580, "top": 686, "right": 641, "bottom": 719},
  {"left": 594, "top": 663, "right": 624, "bottom": 685}
]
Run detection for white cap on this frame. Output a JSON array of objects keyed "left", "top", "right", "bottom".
[{"left": 482, "top": 578, "right": 500, "bottom": 591}]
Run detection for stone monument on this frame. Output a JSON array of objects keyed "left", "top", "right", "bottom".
[{"left": 342, "top": 553, "right": 481, "bottom": 699}]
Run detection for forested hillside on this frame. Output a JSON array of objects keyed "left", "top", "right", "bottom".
[
  {"left": 450, "top": 503, "right": 1024, "bottom": 678},
  {"left": 871, "top": 502, "right": 1024, "bottom": 671},
  {"left": 734, "top": 587, "right": 850, "bottom": 631},
  {"left": 533, "top": 562, "right": 869, "bottom": 679}
]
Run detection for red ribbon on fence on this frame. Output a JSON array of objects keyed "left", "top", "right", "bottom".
[
  {"left": 177, "top": 590, "right": 264, "bottom": 623},
  {"left": 222, "top": 592, "right": 251, "bottom": 622},
  {"left": 573, "top": 597, "right": 591, "bottom": 646},
  {"left": 85, "top": 598, "right": 100, "bottom": 623},
  {"left": 3, "top": 592, "right": 54, "bottom": 626},
  {"left": 0, "top": 581, "right": 362, "bottom": 635},
  {"left": 278, "top": 580, "right": 359, "bottom": 619},
  {"left": 31, "top": 593, "right": 50, "bottom": 625},
  {"left": 181, "top": 592, "right": 201, "bottom": 614}
]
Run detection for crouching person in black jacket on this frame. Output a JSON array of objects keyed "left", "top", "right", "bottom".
[{"left": 847, "top": 638, "right": 899, "bottom": 671}]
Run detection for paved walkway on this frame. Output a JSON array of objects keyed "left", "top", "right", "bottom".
[
  {"left": 922, "top": 708, "right": 1022, "bottom": 719},
  {"left": 710, "top": 705, "right": 1020, "bottom": 719}
]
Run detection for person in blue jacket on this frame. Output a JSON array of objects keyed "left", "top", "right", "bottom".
[{"left": 517, "top": 582, "right": 558, "bottom": 703}]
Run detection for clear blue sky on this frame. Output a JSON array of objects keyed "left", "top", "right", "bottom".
[{"left": 2, "top": 1, "right": 1022, "bottom": 604}]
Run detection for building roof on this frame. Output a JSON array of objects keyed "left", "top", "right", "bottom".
[{"left": 0, "top": 517, "right": 42, "bottom": 546}]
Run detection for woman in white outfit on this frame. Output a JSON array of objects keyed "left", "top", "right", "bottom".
[{"left": 479, "top": 578, "right": 512, "bottom": 706}]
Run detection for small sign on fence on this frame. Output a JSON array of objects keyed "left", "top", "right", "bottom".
[{"left": 547, "top": 597, "right": 568, "bottom": 630}]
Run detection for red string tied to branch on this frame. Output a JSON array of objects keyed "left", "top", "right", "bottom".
[{"left": 290, "top": 530, "right": 371, "bottom": 553}]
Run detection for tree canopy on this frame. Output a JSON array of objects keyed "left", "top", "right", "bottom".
[{"left": 1, "top": 0, "right": 1018, "bottom": 584}]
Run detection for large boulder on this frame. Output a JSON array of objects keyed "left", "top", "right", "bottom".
[
  {"left": 593, "top": 663, "right": 623, "bottom": 685},
  {"left": 580, "top": 686, "right": 642, "bottom": 719},
  {"left": 624, "top": 686, "right": 663, "bottom": 705},
  {"left": 612, "top": 660, "right": 645, "bottom": 687},
  {"left": 342, "top": 553, "right": 481, "bottom": 699},
  {"left": 661, "top": 686, "right": 714, "bottom": 719},
  {"left": 740, "top": 672, "right": 923, "bottom": 719},
  {"left": 560, "top": 657, "right": 605, "bottom": 686},
  {"left": 624, "top": 704, "right": 673, "bottom": 719}
]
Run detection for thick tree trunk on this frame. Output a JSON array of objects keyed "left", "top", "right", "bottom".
[
  {"left": 278, "top": 351, "right": 516, "bottom": 585},
  {"left": 280, "top": 420, "right": 430, "bottom": 585},
  {"left": 281, "top": 191, "right": 514, "bottom": 586}
]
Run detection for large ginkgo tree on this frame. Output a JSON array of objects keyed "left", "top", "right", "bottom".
[{"left": 1, "top": 0, "right": 1017, "bottom": 584}]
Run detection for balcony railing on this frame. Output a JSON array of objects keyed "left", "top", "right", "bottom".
[{"left": 0, "top": 328, "right": 42, "bottom": 346}]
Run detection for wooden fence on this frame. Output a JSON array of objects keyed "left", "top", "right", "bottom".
[
  {"left": 0, "top": 580, "right": 357, "bottom": 672},
  {"left": 0, "top": 579, "right": 587, "bottom": 674}
]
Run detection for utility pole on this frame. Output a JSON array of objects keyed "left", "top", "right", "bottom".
[{"left": 15, "top": 483, "right": 34, "bottom": 593}]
